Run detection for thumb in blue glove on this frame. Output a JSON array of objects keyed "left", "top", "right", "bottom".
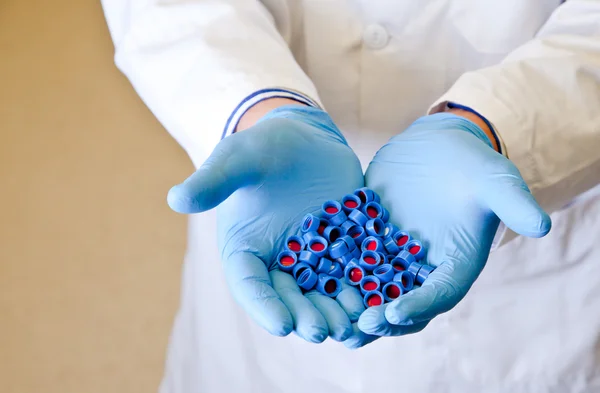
[
  {"left": 168, "top": 105, "right": 366, "bottom": 343},
  {"left": 354, "top": 112, "right": 551, "bottom": 344}
]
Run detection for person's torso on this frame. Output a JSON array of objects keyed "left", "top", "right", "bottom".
[
  {"left": 160, "top": 2, "right": 600, "bottom": 392},
  {"left": 264, "top": 0, "right": 562, "bottom": 164}
]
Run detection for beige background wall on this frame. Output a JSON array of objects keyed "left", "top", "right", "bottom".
[{"left": 0, "top": 2, "right": 192, "bottom": 392}]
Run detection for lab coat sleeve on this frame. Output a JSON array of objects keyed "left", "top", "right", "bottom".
[
  {"left": 100, "top": 0, "right": 322, "bottom": 167},
  {"left": 430, "top": 0, "right": 600, "bottom": 213}
]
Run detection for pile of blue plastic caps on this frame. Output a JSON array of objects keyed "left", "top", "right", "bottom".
[{"left": 276, "top": 187, "right": 435, "bottom": 308}]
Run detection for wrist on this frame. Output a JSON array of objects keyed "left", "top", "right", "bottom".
[
  {"left": 236, "top": 98, "right": 307, "bottom": 132},
  {"left": 446, "top": 108, "right": 499, "bottom": 153},
  {"left": 256, "top": 105, "right": 349, "bottom": 146}
]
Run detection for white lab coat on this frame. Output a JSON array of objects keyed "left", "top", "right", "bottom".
[{"left": 101, "top": 1, "right": 600, "bottom": 392}]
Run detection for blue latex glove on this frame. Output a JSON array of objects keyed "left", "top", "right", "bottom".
[
  {"left": 349, "top": 113, "right": 551, "bottom": 347},
  {"left": 167, "top": 105, "right": 365, "bottom": 343}
]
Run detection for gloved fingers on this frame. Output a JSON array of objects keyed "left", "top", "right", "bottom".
[
  {"left": 305, "top": 291, "right": 353, "bottom": 342},
  {"left": 335, "top": 283, "right": 366, "bottom": 323},
  {"left": 481, "top": 172, "right": 551, "bottom": 238},
  {"left": 223, "top": 252, "right": 293, "bottom": 336},
  {"left": 357, "top": 303, "right": 429, "bottom": 336},
  {"left": 167, "top": 137, "right": 262, "bottom": 214},
  {"left": 383, "top": 259, "right": 474, "bottom": 326},
  {"left": 270, "top": 270, "right": 329, "bottom": 343},
  {"left": 342, "top": 323, "right": 380, "bottom": 349}
]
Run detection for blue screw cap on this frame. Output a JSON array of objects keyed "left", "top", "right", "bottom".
[
  {"left": 407, "top": 262, "right": 423, "bottom": 280},
  {"left": 298, "top": 250, "right": 319, "bottom": 268},
  {"left": 292, "top": 262, "right": 312, "bottom": 280},
  {"left": 346, "top": 225, "right": 366, "bottom": 246},
  {"left": 297, "top": 268, "right": 318, "bottom": 291},
  {"left": 405, "top": 239, "right": 425, "bottom": 261},
  {"left": 316, "top": 274, "right": 342, "bottom": 298},
  {"left": 383, "top": 223, "right": 398, "bottom": 239},
  {"left": 392, "top": 250, "right": 416, "bottom": 272},
  {"left": 373, "top": 263, "right": 394, "bottom": 284},
  {"left": 328, "top": 262, "right": 343, "bottom": 278},
  {"left": 322, "top": 200, "right": 343, "bottom": 220},
  {"left": 394, "top": 270, "right": 415, "bottom": 292},
  {"left": 341, "top": 194, "right": 362, "bottom": 214},
  {"left": 348, "top": 209, "right": 368, "bottom": 227},
  {"left": 381, "top": 207, "right": 390, "bottom": 223},
  {"left": 361, "top": 236, "right": 384, "bottom": 253},
  {"left": 363, "top": 290, "right": 384, "bottom": 308},
  {"left": 359, "top": 250, "right": 382, "bottom": 271},
  {"left": 344, "top": 264, "right": 365, "bottom": 286},
  {"left": 360, "top": 275, "right": 381, "bottom": 295},
  {"left": 362, "top": 201, "right": 383, "bottom": 220},
  {"left": 339, "top": 235, "right": 357, "bottom": 251},
  {"left": 307, "top": 236, "right": 329, "bottom": 258},
  {"left": 276, "top": 250, "right": 298, "bottom": 272},
  {"left": 382, "top": 281, "right": 404, "bottom": 302},
  {"left": 328, "top": 239, "right": 349, "bottom": 259},
  {"left": 365, "top": 218, "right": 385, "bottom": 237},
  {"left": 392, "top": 230, "right": 412, "bottom": 251},
  {"left": 329, "top": 210, "right": 348, "bottom": 227},
  {"left": 322, "top": 226, "right": 342, "bottom": 243},
  {"left": 301, "top": 213, "right": 320, "bottom": 233},
  {"left": 285, "top": 235, "right": 305, "bottom": 254},
  {"left": 302, "top": 231, "right": 320, "bottom": 245},
  {"left": 336, "top": 252, "right": 355, "bottom": 268},
  {"left": 416, "top": 264, "right": 435, "bottom": 285},
  {"left": 315, "top": 257, "right": 333, "bottom": 274},
  {"left": 384, "top": 237, "right": 400, "bottom": 255},
  {"left": 354, "top": 187, "right": 380, "bottom": 204},
  {"left": 340, "top": 220, "right": 357, "bottom": 235}
]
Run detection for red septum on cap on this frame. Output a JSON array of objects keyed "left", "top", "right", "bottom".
[{"left": 363, "top": 290, "right": 384, "bottom": 308}]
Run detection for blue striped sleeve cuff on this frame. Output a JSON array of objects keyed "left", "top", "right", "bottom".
[
  {"left": 446, "top": 102, "right": 507, "bottom": 157},
  {"left": 221, "top": 88, "right": 321, "bottom": 139}
]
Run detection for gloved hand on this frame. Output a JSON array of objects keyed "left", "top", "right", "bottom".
[
  {"left": 167, "top": 105, "right": 365, "bottom": 343},
  {"left": 349, "top": 113, "right": 551, "bottom": 347}
]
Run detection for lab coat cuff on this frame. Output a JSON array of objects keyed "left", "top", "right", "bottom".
[
  {"left": 428, "top": 101, "right": 508, "bottom": 157},
  {"left": 222, "top": 88, "right": 322, "bottom": 139}
]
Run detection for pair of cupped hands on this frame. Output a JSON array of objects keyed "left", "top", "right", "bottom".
[{"left": 167, "top": 104, "right": 551, "bottom": 349}]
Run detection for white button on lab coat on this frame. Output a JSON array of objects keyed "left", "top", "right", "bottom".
[
  {"left": 362, "top": 24, "right": 389, "bottom": 50},
  {"left": 100, "top": 1, "right": 600, "bottom": 392}
]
